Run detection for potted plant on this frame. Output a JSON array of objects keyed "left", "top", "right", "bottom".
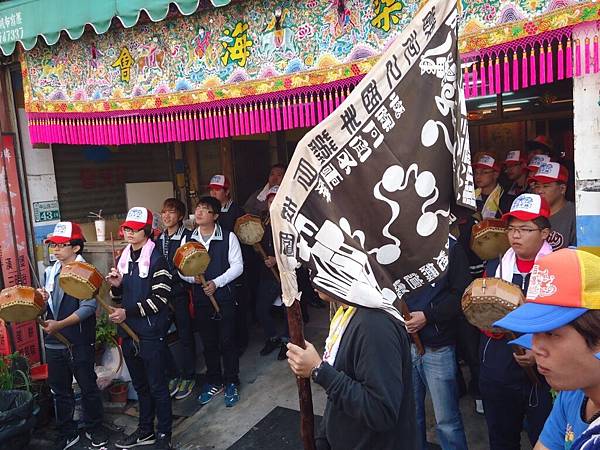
[
  {"left": 95, "top": 311, "right": 117, "bottom": 364},
  {"left": 107, "top": 379, "right": 129, "bottom": 404}
]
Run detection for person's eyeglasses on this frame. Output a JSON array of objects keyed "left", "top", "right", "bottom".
[
  {"left": 505, "top": 226, "right": 542, "bottom": 235},
  {"left": 123, "top": 227, "right": 142, "bottom": 234},
  {"left": 196, "top": 206, "right": 215, "bottom": 214},
  {"left": 48, "top": 242, "right": 72, "bottom": 249}
]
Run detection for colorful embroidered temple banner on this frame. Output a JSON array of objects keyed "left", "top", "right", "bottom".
[{"left": 22, "top": 0, "right": 600, "bottom": 145}]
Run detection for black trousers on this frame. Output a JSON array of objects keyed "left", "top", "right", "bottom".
[
  {"left": 169, "top": 294, "right": 196, "bottom": 380},
  {"left": 123, "top": 338, "right": 172, "bottom": 436},
  {"left": 480, "top": 376, "right": 553, "bottom": 449},
  {"left": 47, "top": 344, "right": 103, "bottom": 438},
  {"left": 456, "top": 314, "right": 481, "bottom": 397},
  {"left": 196, "top": 303, "right": 239, "bottom": 385},
  {"left": 233, "top": 275, "right": 249, "bottom": 351}
]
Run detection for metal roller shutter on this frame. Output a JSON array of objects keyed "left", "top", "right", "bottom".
[{"left": 53, "top": 144, "right": 172, "bottom": 221}]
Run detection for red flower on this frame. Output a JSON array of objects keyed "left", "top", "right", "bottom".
[
  {"left": 103, "top": 101, "right": 110, "bottom": 111},
  {"left": 351, "top": 64, "right": 361, "bottom": 76},
  {"left": 207, "top": 90, "right": 216, "bottom": 101},
  {"left": 524, "top": 21, "right": 538, "bottom": 35},
  {"left": 154, "top": 97, "right": 162, "bottom": 108},
  {"left": 284, "top": 78, "right": 292, "bottom": 89}
]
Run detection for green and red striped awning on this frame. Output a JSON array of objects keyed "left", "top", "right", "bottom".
[{"left": 0, "top": 0, "right": 230, "bottom": 56}]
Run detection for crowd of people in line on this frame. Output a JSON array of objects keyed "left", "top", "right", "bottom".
[{"left": 37, "top": 135, "right": 600, "bottom": 450}]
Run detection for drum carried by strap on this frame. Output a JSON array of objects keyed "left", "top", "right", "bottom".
[
  {"left": 59, "top": 261, "right": 139, "bottom": 342},
  {"left": 470, "top": 219, "right": 510, "bottom": 261},
  {"left": 0, "top": 285, "right": 71, "bottom": 347},
  {"left": 462, "top": 277, "right": 539, "bottom": 384},
  {"left": 235, "top": 214, "right": 280, "bottom": 283},
  {"left": 174, "top": 241, "right": 221, "bottom": 317}
]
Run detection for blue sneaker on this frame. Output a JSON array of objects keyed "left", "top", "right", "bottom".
[
  {"left": 198, "top": 383, "right": 224, "bottom": 405},
  {"left": 224, "top": 383, "right": 240, "bottom": 408}
]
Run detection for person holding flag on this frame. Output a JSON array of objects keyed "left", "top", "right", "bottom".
[{"left": 269, "top": 0, "right": 475, "bottom": 448}]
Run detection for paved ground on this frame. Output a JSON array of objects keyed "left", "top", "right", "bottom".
[
  {"left": 172, "top": 306, "right": 532, "bottom": 450},
  {"left": 28, "top": 304, "right": 533, "bottom": 449}
]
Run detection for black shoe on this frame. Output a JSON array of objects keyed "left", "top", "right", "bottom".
[
  {"left": 54, "top": 433, "right": 80, "bottom": 450},
  {"left": 115, "top": 428, "right": 156, "bottom": 448},
  {"left": 154, "top": 433, "right": 172, "bottom": 450},
  {"left": 277, "top": 342, "right": 288, "bottom": 360},
  {"left": 85, "top": 426, "right": 109, "bottom": 447},
  {"left": 260, "top": 337, "right": 281, "bottom": 356}
]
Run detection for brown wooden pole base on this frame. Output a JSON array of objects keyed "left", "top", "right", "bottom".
[{"left": 286, "top": 300, "right": 316, "bottom": 450}]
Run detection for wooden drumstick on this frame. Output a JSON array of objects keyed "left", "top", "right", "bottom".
[
  {"left": 253, "top": 243, "right": 281, "bottom": 283},
  {"left": 399, "top": 300, "right": 425, "bottom": 356},
  {"left": 507, "top": 331, "right": 540, "bottom": 385},
  {"left": 198, "top": 274, "right": 221, "bottom": 314},
  {"left": 36, "top": 318, "right": 72, "bottom": 348},
  {"left": 26, "top": 257, "right": 72, "bottom": 348},
  {"left": 94, "top": 294, "right": 140, "bottom": 343}
]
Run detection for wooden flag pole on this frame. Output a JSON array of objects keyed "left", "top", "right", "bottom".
[{"left": 286, "top": 300, "right": 316, "bottom": 450}]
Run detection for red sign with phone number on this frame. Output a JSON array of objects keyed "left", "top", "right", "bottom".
[{"left": 0, "top": 134, "right": 40, "bottom": 364}]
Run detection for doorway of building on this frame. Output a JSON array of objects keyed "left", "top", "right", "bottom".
[{"left": 232, "top": 140, "right": 271, "bottom": 208}]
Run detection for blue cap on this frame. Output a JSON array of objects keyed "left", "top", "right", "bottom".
[
  {"left": 508, "top": 334, "right": 532, "bottom": 350},
  {"left": 493, "top": 303, "right": 588, "bottom": 333}
]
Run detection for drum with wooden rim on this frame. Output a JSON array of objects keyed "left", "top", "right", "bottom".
[
  {"left": 0, "top": 286, "right": 45, "bottom": 322},
  {"left": 470, "top": 218, "right": 510, "bottom": 261},
  {"left": 461, "top": 277, "right": 524, "bottom": 333}
]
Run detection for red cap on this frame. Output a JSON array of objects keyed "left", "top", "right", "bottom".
[
  {"left": 502, "top": 193, "right": 550, "bottom": 222},
  {"left": 473, "top": 152, "right": 501, "bottom": 172},
  {"left": 503, "top": 150, "right": 528, "bottom": 166},
  {"left": 121, "top": 207, "right": 153, "bottom": 231},
  {"left": 527, "top": 135, "right": 554, "bottom": 153},
  {"left": 531, "top": 162, "right": 569, "bottom": 184},
  {"left": 526, "top": 154, "right": 551, "bottom": 173},
  {"left": 266, "top": 185, "right": 279, "bottom": 199},
  {"left": 45, "top": 222, "right": 86, "bottom": 244},
  {"left": 208, "top": 174, "right": 230, "bottom": 190}
]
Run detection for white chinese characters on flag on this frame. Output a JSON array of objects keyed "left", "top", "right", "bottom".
[{"left": 271, "top": 0, "right": 475, "bottom": 319}]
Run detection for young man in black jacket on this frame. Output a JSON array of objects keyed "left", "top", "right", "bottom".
[
  {"left": 405, "top": 235, "right": 470, "bottom": 449},
  {"left": 287, "top": 294, "right": 417, "bottom": 450},
  {"left": 39, "top": 222, "right": 106, "bottom": 450},
  {"left": 107, "top": 207, "right": 174, "bottom": 450},
  {"left": 159, "top": 198, "right": 195, "bottom": 400}
]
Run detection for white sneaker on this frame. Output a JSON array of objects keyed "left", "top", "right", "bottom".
[{"left": 475, "top": 399, "right": 484, "bottom": 414}]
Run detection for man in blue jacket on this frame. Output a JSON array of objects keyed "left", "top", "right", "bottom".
[
  {"left": 405, "top": 235, "right": 471, "bottom": 449},
  {"left": 107, "top": 207, "right": 174, "bottom": 450},
  {"left": 39, "top": 221, "right": 106, "bottom": 450}
]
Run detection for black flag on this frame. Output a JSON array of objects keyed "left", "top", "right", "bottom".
[{"left": 271, "top": 0, "right": 475, "bottom": 316}]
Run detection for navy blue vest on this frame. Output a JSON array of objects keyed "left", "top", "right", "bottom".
[
  {"left": 121, "top": 247, "right": 170, "bottom": 340},
  {"left": 480, "top": 258, "right": 532, "bottom": 385},
  {"left": 45, "top": 286, "right": 96, "bottom": 347},
  {"left": 159, "top": 226, "right": 193, "bottom": 300},
  {"left": 192, "top": 229, "right": 235, "bottom": 307}
]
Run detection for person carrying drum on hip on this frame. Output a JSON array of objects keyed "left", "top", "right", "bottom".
[
  {"left": 106, "top": 207, "right": 174, "bottom": 450},
  {"left": 159, "top": 198, "right": 196, "bottom": 400},
  {"left": 38, "top": 221, "right": 106, "bottom": 450},
  {"left": 180, "top": 196, "right": 244, "bottom": 408},
  {"left": 479, "top": 194, "right": 554, "bottom": 450},
  {"left": 209, "top": 174, "right": 251, "bottom": 356}
]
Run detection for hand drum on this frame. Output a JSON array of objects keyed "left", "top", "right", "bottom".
[{"left": 174, "top": 241, "right": 210, "bottom": 277}]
